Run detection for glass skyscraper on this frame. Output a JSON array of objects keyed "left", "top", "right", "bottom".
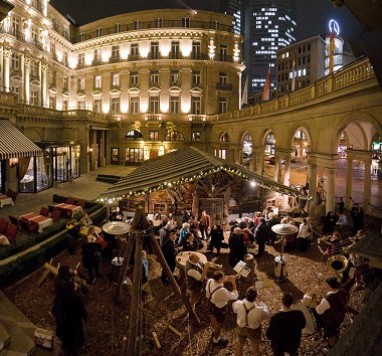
[{"left": 241, "top": 0, "right": 297, "bottom": 97}]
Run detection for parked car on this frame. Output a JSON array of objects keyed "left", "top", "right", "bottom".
[{"left": 266, "top": 156, "right": 286, "bottom": 165}]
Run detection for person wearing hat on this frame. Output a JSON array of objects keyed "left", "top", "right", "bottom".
[
  {"left": 314, "top": 276, "right": 348, "bottom": 348},
  {"left": 186, "top": 253, "right": 211, "bottom": 309}
]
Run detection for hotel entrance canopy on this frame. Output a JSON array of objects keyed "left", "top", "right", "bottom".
[
  {"left": 0, "top": 120, "right": 42, "bottom": 159},
  {"left": 99, "top": 147, "right": 309, "bottom": 202}
]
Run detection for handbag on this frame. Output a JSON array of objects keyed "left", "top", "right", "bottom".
[{"left": 34, "top": 327, "right": 54, "bottom": 349}]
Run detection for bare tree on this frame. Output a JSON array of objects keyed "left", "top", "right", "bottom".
[{"left": 195, "top": 172, "right": 233, "bottom": 198}]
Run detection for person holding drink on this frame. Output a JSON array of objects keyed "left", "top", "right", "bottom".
[{"left": 205, "top": 271, "right": 239, "bottom": 346}]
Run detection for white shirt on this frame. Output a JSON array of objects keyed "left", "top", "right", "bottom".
[
  {"left": 232, "top": 299, "right": 270, "bottom": 329},
  {"left": 297, "top": 222, "right": 311, "bottom": 239},
  {"left": 187, "top": 261, "right": 204, "bottom": 281},
  {"left": 205, "top": 279, "right": 238, "bottom": 308},
  {"left": 337, "top": 214, "right": 348, "bottom": 226},
  {"left": 315, "top": 290, "right": 338, "bottom": 315}
]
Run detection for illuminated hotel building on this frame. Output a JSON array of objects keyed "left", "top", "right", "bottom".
[
  {"left": 0, "top": 1, "right": 243, "bottom": 193},
  {"left": 241, "top": 0, "right": 296, "bottom": 96}
]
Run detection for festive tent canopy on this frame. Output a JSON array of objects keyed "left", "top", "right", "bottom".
[{"left": 98, "top": 147, "right": 309, "bottom": 203}]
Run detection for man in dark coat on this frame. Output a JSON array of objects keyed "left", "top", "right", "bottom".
[
  {"left": 160, "top": 231, "right": 178, "bottom": 285},
  {"left": 53, "top": 268, "right": 87, "bottom": 355},
  {"left": 314, "top": 276, "right": 348, "bottom": 348},
  {"left": 266, "top": 293, "right": 306, "bottom": 356},
  {"left": 254, "top": 218, "right": 269, "bottom": 256},
  {"left": 228, "top": 227, "right": 246, "bottom": 267},
  {"left": 81, "top": 237, "right": 102, "bottom": 284}
]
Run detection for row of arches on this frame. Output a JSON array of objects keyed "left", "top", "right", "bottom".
[{"left": 215, "top": 113, "right": 382, "bottom": 215}]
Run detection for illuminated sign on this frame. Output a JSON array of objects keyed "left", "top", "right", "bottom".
[{"left": 328, "top": 19, "right": 340, "bottom": 35}]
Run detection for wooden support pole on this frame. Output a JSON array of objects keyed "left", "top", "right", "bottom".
[
  {"left": 127, "top": 230, "right": 143, "bottom": 356},
  {"left": 148, "top": 234, "right": 201, "bottom": 324},
  {"left": 114, "top": 235, "right": 135, "bottom": 303}
]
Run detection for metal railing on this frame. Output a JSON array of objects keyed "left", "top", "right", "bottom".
[
  {"left": 73, "top": 19, "right": 233, "bottom": 43},
  {"left": 213, "top": 57, "right": 375, "bottom": 122}
]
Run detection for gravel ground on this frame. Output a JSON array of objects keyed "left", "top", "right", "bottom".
[{"left": 4, "top": 230, "right": 369, "bottom": 356}]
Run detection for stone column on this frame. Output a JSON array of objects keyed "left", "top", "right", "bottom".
[
  {"left": 3, "top": 45, "right": 11, "bottom": 91},
  {"left": 254, "top": 148, "right": 264, "bottom": 175},
  {"left": 326, "top": 168, "right": 336, "bottom": 214},
  {"left": 41, "top": 57, "right": 47, "bottom": 107},
  {"left": 274, "top": 156, "right": 280, "bottom": 182},
  {"left": 89, "top": 130, "right": 97, "bottom": 171},
  {"left": 23, "top": 51, "right": 30, "bottom": 104},
  {"left": 100, "top": 130, "right": 107, "bottom": 167},
  {"left": 345, "top": 157, "right": 353, "bottom": 210},
  {"left": 363, "top": 158, "right": 371, "bottom": 214},
  {"left": 283, "top": 158, "right": 291, "bottom": 187},
  {"left": 308, "top": 164, "right": 317, "bottom": 214},
  {"left": 235, "top": 146, "right": 242, "bottom": 165}
]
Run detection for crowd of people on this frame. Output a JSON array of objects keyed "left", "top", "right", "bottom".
[{"left": 53, "top": 203, "right": 379, "bottom": 355}]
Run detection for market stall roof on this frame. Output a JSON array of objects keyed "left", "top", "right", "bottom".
[
  {"left": 0, "top": 120, "right": 42, "bottom": 159},
  {"left": 98, "top": 147, "right": 309, "bottom": 203}
]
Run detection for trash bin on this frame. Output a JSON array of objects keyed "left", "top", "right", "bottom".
[{"left": 111, "top": 256, "right": 124, "bottom": 284}]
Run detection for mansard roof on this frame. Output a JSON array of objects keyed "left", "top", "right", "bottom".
[{"left": 50, "top": 0, "right": 225, "bottom": 26}]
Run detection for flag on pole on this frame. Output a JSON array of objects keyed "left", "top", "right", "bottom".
[
  {"left": 291, "top": 51, "right": 296, "bottom": 92},
  {"left": 241, "top": 77, "right": 248, "bottom": 107},
  {"left": 329, "top": 32, "right": 335, "bottom": 74},
  {"left": 262, "top": 68, "right": 271, "bottom": 101}
]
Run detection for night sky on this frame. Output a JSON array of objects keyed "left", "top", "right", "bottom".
[{"left": 50, "top": 0, "right": 366, "bottom": 51}]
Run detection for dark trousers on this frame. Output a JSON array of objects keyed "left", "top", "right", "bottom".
[
  {"left": 199, "top": 225, "right": 208, "bottom": 239},
  {"left": 86, "top": 263, "right": 100, "bottom": 283},
  {"left": 257, "top": 243, "right": 265, "bottom": 256}
]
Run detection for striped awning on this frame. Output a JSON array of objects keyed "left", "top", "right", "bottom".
[
  {"left": 0, "top": 120, "right": 42, "bottom": 159},
  {"left": 98, "top": 146, "right": 310, "bottom": 202}
]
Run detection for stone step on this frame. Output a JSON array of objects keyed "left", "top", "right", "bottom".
[{"left": 0, "top": 320, "right": 11, "bottom": 351}]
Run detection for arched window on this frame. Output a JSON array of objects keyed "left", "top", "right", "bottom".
[
  {"left": 165, "top": 131, "right": 185, "bottom": 141},
  {"left": 125, "top": 130, "right": 143, "bottom": 140},
  {"left": 220, "top": 132, "right": 230, "bottom": 142}
]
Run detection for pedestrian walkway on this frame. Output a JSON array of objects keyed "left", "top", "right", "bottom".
[{"left": 0, "top": 166, "right": 135, "bottom": 220}]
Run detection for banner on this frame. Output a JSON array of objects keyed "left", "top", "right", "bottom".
[{"left": 262, "top": 69, "right": 271, "bottom": 101}]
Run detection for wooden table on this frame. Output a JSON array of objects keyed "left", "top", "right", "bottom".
[
  {"left": 19, "top": 213, "right": 53, "bottom": 233},
  {"left": 0, "top": 194, "right": 13, "bottom": 208}
]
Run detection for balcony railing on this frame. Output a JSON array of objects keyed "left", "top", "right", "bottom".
[
  {"left": 216, "top": 83, "right": 233, "bottom": 91},
  {"left": 0, "top": 26, "right": 45, "bottom": 51},
  {"left": 213, "top": 57, "right": 375, "bottom": 122},
  {"left": 73, "top": 19, "right": 233, "bottom": 43}
]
